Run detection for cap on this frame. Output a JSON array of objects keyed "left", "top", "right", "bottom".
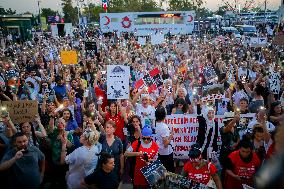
[{"left": 141, "top": 126, "right": 152, "bottom": 137}]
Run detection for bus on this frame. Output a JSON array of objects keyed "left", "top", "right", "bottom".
[
  {"left": 237, "top": 11, "right": 278, "bottom": 24},
  {"left": 99, "top": 11, "right": 195, "bottom": 36},
  {"left": 235, "top": 25, "right": 257, "bottom": 36}
]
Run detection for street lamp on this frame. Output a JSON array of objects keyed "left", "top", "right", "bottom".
[{"left": 38, "top": 0, "right": 42, "bottom": 31}]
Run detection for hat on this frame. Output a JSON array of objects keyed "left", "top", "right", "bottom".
[
  {"left": 141, "top": 126, "right": 152, "bottom": 137},
  {"left": 223, "top": 112, "right": 235, "bottom": 122}
]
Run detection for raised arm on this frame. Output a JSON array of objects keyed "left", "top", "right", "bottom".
[
  {"left": 3, "top": 114, "right": 17, "bottom": 137},
  {"left": 34, "top": 115, "right": 47, "bottom": 138}
]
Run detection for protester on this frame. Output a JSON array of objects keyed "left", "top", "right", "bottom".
[
  {"left": 20, "top": 116, "right": 47, "bottom": 147},
  {"left": 64, "top": 129, "right": 101, "bottom": 189},
  {"left": 224, "top": 139, "right": 261, "bottom": 189},
  {"left": 81, "top": 152, "right": 120, "bottom": 189},
  {"left": 125, "top": 126, "right": 159, "bottom": 189},
  {"left": 155, "top": 106, "right": 175, "bottom": 173},
  {"left": 0, "top": 132, "right": 45, "bottom": 189},
  {"left": 182, "top": 143, "right": 222, "bottom": 189},
  {"left": 99, "top": 120, "right": 124, "bottom": 177},
  {"left": 0, "top": 19, "right": 284, "bottom": 189}
]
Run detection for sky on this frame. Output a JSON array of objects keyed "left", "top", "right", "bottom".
[{"left": 0, "top": 0, "right": 282, "bottom": 14}]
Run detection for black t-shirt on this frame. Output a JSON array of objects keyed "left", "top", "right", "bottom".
[
  {"left": 84, "top": 168, "right": 119, "bottom": 189},
  {"left": 75, "top": 88, "right": 84, "bottom": 101}
]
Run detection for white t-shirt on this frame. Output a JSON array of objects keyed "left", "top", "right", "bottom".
[
  {"left": 135, "top": 103, "right": 155, "bottom": 126},
  {"left": 65, "top": 143, "right": 102, "bottom": 189},
  {"left": 247, "top": 119, "right": 275, "bottom": 133},
  {"left": 155, "top": 122, "right": 173, "bottom": 155}
]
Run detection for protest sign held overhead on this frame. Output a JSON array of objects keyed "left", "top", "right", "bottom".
[
  {"left": 60, "top": 50, "right": 78, "bottom": 65},
  {"left": 107, "top": 65, "right": 130, "bottom": 99},
  {"left": 1, "top": 100, "right": 38, "bottom": 124},
  {"left": 134, "top": 68, "right": 163, "bottom": 93}
]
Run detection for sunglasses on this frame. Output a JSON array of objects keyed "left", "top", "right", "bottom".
[{"left": 142, "top": 137, "right": 152, "bottom": 141}]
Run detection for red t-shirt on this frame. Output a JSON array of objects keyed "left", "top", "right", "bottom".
[
  {"left": 105, "top": 112, "right": 125, "bottom": 141},
  {"left": 183, "top": 160, "right": 218, "bottom": 185},
  {"left": 225, "top": 150, "right": 261, "bottom": 189},
  {"left": 94, "top": 86, "right": 107, "bottom": 111},
  {"left": 131, "top": 140, "right": 159, "bottom": 186}
]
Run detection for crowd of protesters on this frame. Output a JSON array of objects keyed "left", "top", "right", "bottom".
[{"left": 0, "top": 22, "right": 284, "bottom": 189}]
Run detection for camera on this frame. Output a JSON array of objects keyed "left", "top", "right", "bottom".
[{"left": 142, "top": 152, "right": 149, "bottom": 162}]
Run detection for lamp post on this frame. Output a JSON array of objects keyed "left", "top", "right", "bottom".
[{"left": 38, "top": 0, "right": 42, "bottom": 31}]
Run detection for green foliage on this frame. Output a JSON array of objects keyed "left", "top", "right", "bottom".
[
  {"left": 0, "top": 7, "right": 16, "bottom": 15},
  {"left": 168, "top": 0, "right": 209, "bottom": 17},
  {"left": 83, "top": 4, "right": 105, "bottom": 22},
  {"left": 41, "top": 8, "right": 57, "bottom": 19},
  {"left": 61, "top": 0, "right": 78, "bottom": 24},
  {"left": 168, "top": 0, "right": 203, "bottom": 11},
  {"left": 215, "top": 5, "right": 228, "bottom": 16},
  {"left": 108, "top": 0, "right": 160, "bottom": 12}
]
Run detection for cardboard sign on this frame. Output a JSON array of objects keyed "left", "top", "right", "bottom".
[
  {"left": 60, "top": 51, "right": 78, "bottom": 65},
  {"left": 1, "top": 100, "right": 38, "bottom": 124},
  {"left": 140, "top": 160, "right": 167, "bottom": 186}
]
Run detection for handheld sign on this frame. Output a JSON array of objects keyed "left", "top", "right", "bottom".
[
  {"left": 60, "top": 50, "right": 78, "bottom": 65},
  {"left": 1, "top": 100, "right": 38, "bottom": 124}
]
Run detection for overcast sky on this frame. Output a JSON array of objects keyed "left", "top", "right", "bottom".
[{"left": 0, "top": 0, "right": 282, "bottom": 14}]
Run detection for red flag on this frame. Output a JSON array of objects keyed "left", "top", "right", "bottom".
[
  {"left": 148, "top": 84, "right": 157, "bottom": 93},
  {"left": 134, "top": 78, "right": 145, "bottom": 89},
  {"left": 149, "top": 68, "right": 160, "bottom": 77}
]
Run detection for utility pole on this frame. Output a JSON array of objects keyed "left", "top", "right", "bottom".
[
  {"left": 77, "top": 0, "right": 81, "bottom": 26},
  {"left": 38, "top": 0, "right": 42, "bottom": 31},
  {"left": 264, "top": 0, "right": 267, "bottom": 23}
]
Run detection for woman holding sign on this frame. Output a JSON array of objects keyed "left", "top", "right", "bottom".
[
  {"left": 125, "top": 126, "right": 159, "bottom": 189},
  {"left": 182, "top": 143, "right": 223, "bottom": 189}
]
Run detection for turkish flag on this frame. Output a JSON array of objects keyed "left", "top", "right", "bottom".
[{"left": 134, "top": 78, "right": 145, "bottom": 90}]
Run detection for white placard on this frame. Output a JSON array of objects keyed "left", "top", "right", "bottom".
[
  {"left": 150, "top": 34, "right": 164, "bottom": 45},
  {"left": 64, "top": 23, "right": 74, "bottom": 37},
  {"left": 269, "top": 71, "right": 281, "bottom": 94},
  {"left": 138, "top": 37, "right": 146, "bottom": 46},
  {"left": 250, "top": 37, "right": 267, "bottom": 47},
  {"left": 51, "top": 24, "right": 58, "bottom": 37},
  {"left": 107, "top": 65, "right": 130, "bottom": 99},
  {"left": 164, "top": 113, "right": 255, "bottom": 159}
]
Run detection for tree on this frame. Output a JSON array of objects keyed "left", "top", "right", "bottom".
[
  {"left": 168, "top": 0, "right": 203, "bottom": 11},
  {"left": 108, "top": 0, "right": 160, "bottom": 12},
  {"left": 140, "top": 0, "right": 161, "bottom": 12},
  {"left": 0, "top": 7, "right": 16, "bottom": 15},
  {"left": 82, "top": 4, "right": 105, "bottom": 22},
  {"left": 41, "top": 8, "right": 57, "bottom": 19},
  {"left": 61, "top": 0, "right": 78, "bottom": 24},
  {"left": 215, "top": 5, "right": 228, "bottom": 16}
]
